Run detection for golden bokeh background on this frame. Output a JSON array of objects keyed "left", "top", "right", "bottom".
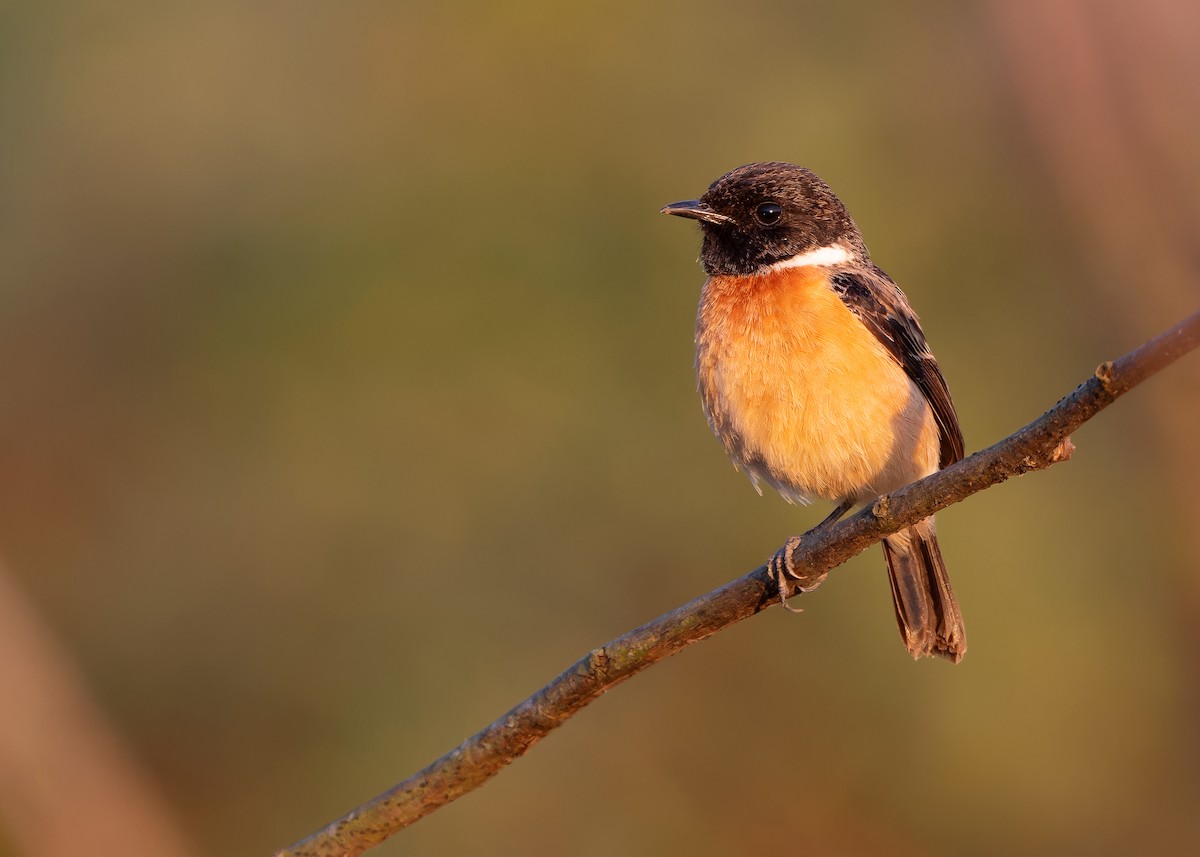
[{"left": 1, "top": 2, "right": 1198, "bottom": 855}]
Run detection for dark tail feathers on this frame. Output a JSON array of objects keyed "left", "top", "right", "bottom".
[{"left": 882, "top": 517, "right": 967, "bottom": 663}]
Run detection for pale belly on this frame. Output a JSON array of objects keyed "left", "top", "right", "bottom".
[{"left": 696, "top": 270, "right": 940, "bottom": 505}]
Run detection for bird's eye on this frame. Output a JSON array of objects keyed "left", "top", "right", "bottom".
[{"left": 755, "top": 202, "right": 783, "bottom": 225}]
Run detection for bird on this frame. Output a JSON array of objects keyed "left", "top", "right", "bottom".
[{"left": 662, "top": 161, "right": 967, "bottom": 662}]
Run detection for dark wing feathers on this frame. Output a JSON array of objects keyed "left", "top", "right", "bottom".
[{"left": 831, "top": 269, "right": 965, "bottom": 468}]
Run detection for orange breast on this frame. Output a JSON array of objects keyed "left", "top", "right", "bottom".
[{"left": 695, "top": 266, "right": 939, "bottom": 504}]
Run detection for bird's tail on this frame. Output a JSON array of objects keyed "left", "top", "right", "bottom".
[{"left": 882, "top": 517, "right": 967, "bottom": 663}]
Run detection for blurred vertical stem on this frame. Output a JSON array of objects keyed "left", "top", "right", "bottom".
[
  {"left": 987, "top": 0, "right": 1200, "bottom": 780},
  {"left": 0, "top": 561, "right": 197, "bottom": 857}
]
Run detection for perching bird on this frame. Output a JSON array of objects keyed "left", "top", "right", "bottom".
[{"left": 662, "top": 161, "right": 966, "bottom": 662}]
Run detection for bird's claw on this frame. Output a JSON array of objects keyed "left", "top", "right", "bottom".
[{"left": 767, "top": 535, "right": 827, "bottom": 613}]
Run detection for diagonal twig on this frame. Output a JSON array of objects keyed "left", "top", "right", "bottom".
[{"left": 276, "top": 307, "right": 1200, "bottom": 857}]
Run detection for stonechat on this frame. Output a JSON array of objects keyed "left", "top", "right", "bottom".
[{"left": 663, "top": 161, "right": 966, "bottom": 662}]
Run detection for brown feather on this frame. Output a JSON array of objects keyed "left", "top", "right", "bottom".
[{"left": 882, "top": 519, "right": 967, "bottom": 662}]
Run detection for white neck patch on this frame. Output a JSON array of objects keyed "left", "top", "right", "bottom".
[{"left": 765, "top": 244, "right": 852, "bottom": 272}]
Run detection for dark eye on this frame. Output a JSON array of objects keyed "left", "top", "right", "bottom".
[{"left": 755, "top": 202, "right": 783, "bottom": 225}]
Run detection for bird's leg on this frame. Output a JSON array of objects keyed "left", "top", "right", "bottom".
[
  {"left": 813, "top": 499, "right": 855, "bottom": 532},
  {"left": 767, "top": 499, "right": 855, "bottom": 612}
]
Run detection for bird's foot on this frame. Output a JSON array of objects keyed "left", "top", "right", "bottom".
[{"left": 767, "top": 535, "right": 828, "bottom": 613}]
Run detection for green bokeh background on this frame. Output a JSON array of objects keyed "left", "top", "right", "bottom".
[{"left": 2, "top": 2, "right": 1198, "bottom": 855}]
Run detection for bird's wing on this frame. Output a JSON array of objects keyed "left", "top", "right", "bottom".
[{"left": 830, "top": 268, "right": 965, "bottom": 467}]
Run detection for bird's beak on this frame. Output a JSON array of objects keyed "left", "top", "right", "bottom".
[{"left": 660, "top": 199, "right": 732, "bottom": 225}]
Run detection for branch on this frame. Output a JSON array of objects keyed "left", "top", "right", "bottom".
[{"left": 276, "top": 308, "right": 1200, "bottom": 857}]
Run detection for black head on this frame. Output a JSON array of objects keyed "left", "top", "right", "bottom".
[{"left": 661, "top": 162, "right": 867, "bottom": 276}]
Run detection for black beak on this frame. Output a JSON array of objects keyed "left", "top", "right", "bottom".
[{"left": 660, "top": 199, "right": 732, "bottom": 225}]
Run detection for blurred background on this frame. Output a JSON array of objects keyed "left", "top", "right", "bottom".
[{"left": 1, "top": 1, "right": 1198, "bottom": 855}]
